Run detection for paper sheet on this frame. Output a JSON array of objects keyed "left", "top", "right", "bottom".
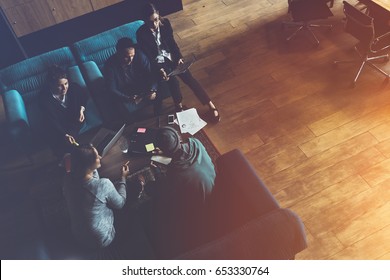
[{"left": 176, "top": 108, "right": 207, "bottom": 135}]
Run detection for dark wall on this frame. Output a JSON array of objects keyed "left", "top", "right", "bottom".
[
  {"left": 0, "top": 7, "right": 27, "bottom": 69},
  {"left": 0, "top": 0, "right": 183, "bottom": 69}
]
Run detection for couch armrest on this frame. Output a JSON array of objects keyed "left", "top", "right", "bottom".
[
  {"left": 212, "top": 149, "right": 280, "bottom": 233},
  {"left": 81, "top": 61, "right": 120, "bottom": 124},
  {"left": 3, "top": 89, "right": 30, "bottom": 139},
  {"left": 177, "top": 208, "right": 307, "bottom": 260}
]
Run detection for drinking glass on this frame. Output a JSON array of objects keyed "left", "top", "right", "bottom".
[{"left": 118, "top": 136, "right": 128, "bottom": 153}]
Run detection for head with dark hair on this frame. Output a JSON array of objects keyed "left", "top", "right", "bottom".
[
  {"left": 143, "top": 3, "right": 161, "bottom": 30},
  {"left": 155, "top": 126, "right": 182, "bottom": 157},
  {"left": 47, "top": 65, "right": 69, "bottom": 97},
  {"left": 70, "top": 144, "right": 101, "bottom": 180},
  {"left": 116, "top": 37, "right": 136, "bottom": 66}
]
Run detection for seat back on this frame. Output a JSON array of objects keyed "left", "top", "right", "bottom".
[
  {"left": 0, "top": 47, "right": 77, "bottom": 140},
  {"left": 0, "top": 47, "right": 102, "bottom": 149},
  {"left": 71, "top": 20, "right": 144, "bottom": 71},
  {"left": 288, "top": 0, "right": 333, "bottom": 22},
  {"left": 343, "top": 1, "right": 375, "bottom": 48}
]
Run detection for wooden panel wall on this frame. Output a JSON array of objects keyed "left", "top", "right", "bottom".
[
  {"left": 0, "top": 0, "right": 124, "bottom": 37},
  {"left": 90, "top": 0, "right": 123, "bottom": 11}
]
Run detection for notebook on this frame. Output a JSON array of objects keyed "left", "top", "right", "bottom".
[
  {"left": 167, "top": 58, "right": 195, "bottom": 77},
  {"left": 128, "top": 127, "right": 158, "bottom": 154},
  {"left": 90, "top": 124, "right": 125, "bottom": 157}
]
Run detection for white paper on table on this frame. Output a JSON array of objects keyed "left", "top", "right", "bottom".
[
  {"left": 176, "top": 108, "right": 207, "bottom": 135},
  {"left": 151, "top": 155, "right": 172, "bottom": 165}
]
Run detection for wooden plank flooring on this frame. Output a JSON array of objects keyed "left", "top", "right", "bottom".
[{"left": 168, "top": 0, "right": 390, "bottom": 259}]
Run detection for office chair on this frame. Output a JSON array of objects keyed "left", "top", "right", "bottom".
[
  {"left": 283, "top": 0, "right": 334, "bottom": 46},
  {"left": 334, "top": 1, "right": 390, "bottom": 86}
]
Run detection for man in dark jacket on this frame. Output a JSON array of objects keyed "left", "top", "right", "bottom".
[{"left": 104, "top": 37, "right": 162, "bottom": 122}]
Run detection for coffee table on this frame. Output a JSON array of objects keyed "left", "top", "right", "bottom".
[
  {"left": 97, "top": 113, "right": 220, "bottom": 181},
  {"left": 97, "top": 116, "right": 165, "bottom": 180}
]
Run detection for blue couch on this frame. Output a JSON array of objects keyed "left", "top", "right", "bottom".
[
  {"left": 0, "top": 20, "right": 172, "bottom": 156},
  {"left": 0, "top": 46, "right": 103, "bottom": 156}
]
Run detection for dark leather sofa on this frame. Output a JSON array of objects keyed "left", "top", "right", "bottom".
[{"left": 0, "top": 149, "right": 307, "bottom": 260}]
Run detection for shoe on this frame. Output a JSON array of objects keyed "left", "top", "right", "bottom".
[{"left": 210, "top": 108, "right": 221, "bottom": 123}]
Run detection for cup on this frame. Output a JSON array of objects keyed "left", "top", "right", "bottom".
[{"left": 118, "top": 136, "right": 128, "bottom": 153}]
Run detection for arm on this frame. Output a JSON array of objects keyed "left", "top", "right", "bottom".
[
  {"left": 136, "top": 25, "right": 161, "bottom": 72},
  {"left": 139, "top": 50, "right": 158, "bottom": 93},
  {"left": 104, "top": 58, "right": 133, "bottom": 102},
  {"left": 106, "top": 161, "right": 130, "bottom": 209},
  {"left": 162, "top": 19, "right": 183, "bottom": 63},
  {"left": 102, "top": 178, "right": 126, "bottom": 209},
  {"left": 41, "top": 93, "right": 68, "bottom": 137}
]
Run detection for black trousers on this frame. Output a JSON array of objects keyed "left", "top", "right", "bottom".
[
  {"left": 178, "top": 69, "right": 211, "bottom": 105},
  {"left": 160, "top": 61, "right": 211, "bottom": 105}
]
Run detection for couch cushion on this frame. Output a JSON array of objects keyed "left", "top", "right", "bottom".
[
  {"left": 71, "top": 20, "right": 144, "bottom": 70},
  {"left": 0, "top": 47, "right": 76, "bottom": 102}
]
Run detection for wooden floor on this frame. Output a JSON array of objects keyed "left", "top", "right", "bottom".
[{"left": 168, "top": 0, "right": 390, "bottom": 260}]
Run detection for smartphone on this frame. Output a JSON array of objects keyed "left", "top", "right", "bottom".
[{"left": 168, "top": 114, "right": 175, "bottom": 124}]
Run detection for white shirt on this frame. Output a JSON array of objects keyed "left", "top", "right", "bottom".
[{"left": 152, "top": 26, "right": 172, "bottom": 63}]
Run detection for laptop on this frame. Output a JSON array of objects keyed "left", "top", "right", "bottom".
[
  {"left": 128, "top": 127, "right": 158, "bottom": 154},
  {"left": 90, "top": 124, "right": 126, "bottom": 157},
  {"left": 167, "top": 58, "right": 195, "bottom": 77}
]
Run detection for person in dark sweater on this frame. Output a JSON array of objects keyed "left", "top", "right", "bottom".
[
  {"left": 136, "top": 2, "right": 221, "bottom": 122},
  {"left": 41, "top": 65, "right": 87, "bottom": 156},
  {"left": 104, "top": 37, "right": 168, "bottom": 122},
  {"left": 151, "top": 126, "right": 216, "bottom": 257}
]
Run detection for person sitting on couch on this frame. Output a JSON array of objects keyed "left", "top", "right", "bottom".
[
  {"left": 41, "top": 65, "right": 87, "bottom": 157},
  {"left": 104, "top": 37, "right": 164, "bottom": 122},
  {"left": 151, "top": 126, "right": 216, "bottom": 257}
]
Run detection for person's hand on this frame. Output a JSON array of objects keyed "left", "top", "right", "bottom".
[
  {"left": 133, "top": 95, "right": 143, "bottom": 105},
  {"left": 178, "top": 58, "right": 184, "bottom": 65},
  {"left": 152, "top": 147, "right": 163, "bottom": 154},
  {"left": 65, "top": 134, "right": 79, "bottom": 146},
  {"left": 138, "top": 174, "right": 146, "bottom": 186},
  {"left": 160, "top": 68, "right": 169, "bottom": 81},
  {"left": 121, "top": 161, "right": 130, "bottom": 179},
  {"left": 79, "top": 106, "right": 85, "bottom": 122},
  {"left": 148, "top": 91, "right": 157, "bottom": 100}
]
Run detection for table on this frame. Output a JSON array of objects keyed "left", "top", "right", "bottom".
[
  {"left": 98, "top": 116, "right": 167, "bottom": 181},
  {"left": 371, "top": 0, "right": 390, "bottom": 11}
]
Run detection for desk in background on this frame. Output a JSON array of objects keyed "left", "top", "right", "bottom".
[{"left": 359, "top": 0, "right": 390, "bottom": 28}]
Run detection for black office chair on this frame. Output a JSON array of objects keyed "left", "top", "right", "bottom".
[
  {"left": 334, "top": 1, "right": 390, "bottom": 86},
  {"left": 283, "top": 0, "right": 334, "bottom": 46}
]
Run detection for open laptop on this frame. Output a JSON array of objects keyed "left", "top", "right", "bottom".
[
  {"left": 168, "top": 57, "right": 195, "bottom": 77},
  {"left": 90, "top": 124, "right": 125, "bottom": 157}
]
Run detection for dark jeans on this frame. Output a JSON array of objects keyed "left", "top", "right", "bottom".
[
  {"left": 160, "top": 60, "right": 212, "bottom": 105},
  {"left": 158, "top": 61, "right": 182, "bottom": 105},
  {"left": 178, "top": 69, "right": 211, "bottom": 105}
]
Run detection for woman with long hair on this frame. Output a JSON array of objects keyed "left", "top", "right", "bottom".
[
  {"left": 63, "top": 144, "right": 129, "bottom": 249},
  {"left": 136, "top": 2, "right": 221, "bottom": 123}
]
